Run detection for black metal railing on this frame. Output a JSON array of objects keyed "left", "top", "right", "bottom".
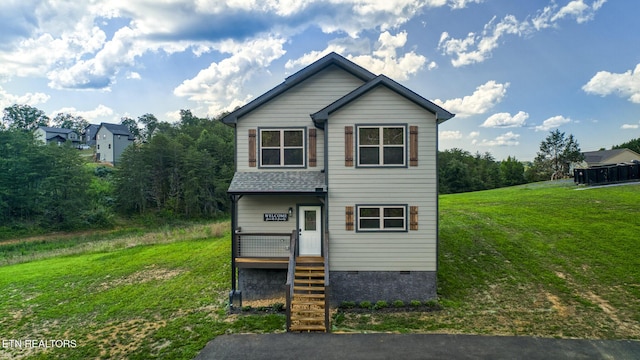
[
  {"left": 285, "top": 230, "right": 297, "bottom": 331},
  {"left": 234, "top": 232, "right": 293, "bottom": 258}
]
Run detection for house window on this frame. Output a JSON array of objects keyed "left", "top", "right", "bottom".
[
  {"left": 259, "top": 128, "right": 305, "bottom": 167},
  {"left": 357, "top": 125, "right": 406, "bottom": 167},
  {"left": 357, "top": 205, "right": 407, "bottom": 231}
]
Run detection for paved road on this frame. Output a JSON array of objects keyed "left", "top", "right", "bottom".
[{"left": 195, "top": 333, "right": 640, "bottom": 360}]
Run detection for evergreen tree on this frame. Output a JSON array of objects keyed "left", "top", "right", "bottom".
[{"left": 500, "top": 156, "right": 526, "bottom": 186}]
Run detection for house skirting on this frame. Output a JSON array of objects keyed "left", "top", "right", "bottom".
[
  {"left": 238, "top": 268, "right": 287, "bottom": 301},
  {"left": 329, "top": 271, "right": 436, "bottom": 304}
]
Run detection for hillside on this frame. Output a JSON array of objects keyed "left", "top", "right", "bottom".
[{"left": 0, "top": 181, "right": 638, "bottom": 359}]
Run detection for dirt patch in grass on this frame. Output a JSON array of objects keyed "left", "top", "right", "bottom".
[
  {"left": 98, "top": 266, "right": 184, "bottom": 291},
  {"left": 545, "top": 292, "right": 571, "bottom": 318},
  {"left": 85, "top": 318, "right": 167, "bottom": 358},
  {"left": 582, "top": 290, "right": 640, "bottom": 335}
]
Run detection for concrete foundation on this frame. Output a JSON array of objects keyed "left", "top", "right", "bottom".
[{"left": 329, "top": 271, "right": 437, "bottom": 304}]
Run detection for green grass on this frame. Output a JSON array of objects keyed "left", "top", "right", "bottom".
[
  {"left": 0, "top": 223, "right": 284, "bottom": 359},
  {"left": 335, "top": 181, "right": 640, "bottom": 338},
  {"left": 1, "top": 181, "right": 639, "bottom": 359}
]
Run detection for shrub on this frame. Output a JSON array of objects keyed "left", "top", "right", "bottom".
[
  {"left": 424, "top": 300, "right": 439, "bottom": 308},
  {"left": 392, "top": 300, "right": 405, "bottom": 308},
  {"left": 340, "top": 301, "right": 356, "bottom": 309},
  {"left": 374, "top": 300, "right": 388, "bottom": 309},
  {"left": 410, "top": 300, "right": 422, "bottom": 307},
  {"left": 272, "top": 303, "right": 284, "bottom": 312},
  {"left": 358, "top": 301, "right": 372, "bottom": 309}
]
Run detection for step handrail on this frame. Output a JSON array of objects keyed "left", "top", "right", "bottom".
[{"left": 285, "top": 229, "right": 297, "bottom": 332}]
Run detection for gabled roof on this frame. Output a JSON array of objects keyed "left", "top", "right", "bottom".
[
  {"left": 37, "top": 126, "right": 75, "bottom": 135},
  {"left": 311, "top": 75, "right": 455, "bottom": 126},
  {"left": 228, "top": 171, "right": 327, "bottom": 195},
  {"left": 583, "top": 148, "right": 640, "bottom": 165},
  {"left": 95, "top": 123, "right": 135, "bottom": 140},
  {"left": 221, "top": 52, "right": 376, "bottom": 126},
  {"left": 46, "top": 134, "right": 68, "bottom": 142}
]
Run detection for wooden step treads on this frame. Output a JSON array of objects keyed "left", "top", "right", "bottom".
[{"left": 288, "top": 256, "right": 328, "bottom": 332}]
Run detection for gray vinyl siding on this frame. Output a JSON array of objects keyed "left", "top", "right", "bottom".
[
  {"left": 237, "top": 196, "right": 321, "bottom": 233},
  {"left": 235, "top": 65, "right": 365, "bottom": 172},
  {"left": 95, "top": 127, "right": 113, "bottom": 164},
  {"left": 112, "top": 133, "right": 132, "bottom": 166},
  {"left": 327, "top": 86, "right": 438, "bottom": 272}
]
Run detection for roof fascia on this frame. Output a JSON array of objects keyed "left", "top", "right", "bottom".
[
  {"left": 221, "top": 52, "right": 376, "bottom": 126},
  {"left": 311, "top": 75, "right": 455, "bottom": 125}
]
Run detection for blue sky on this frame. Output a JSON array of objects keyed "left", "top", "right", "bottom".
[{"left": 1, "top": 0, "right": 638, "bottom": 161}]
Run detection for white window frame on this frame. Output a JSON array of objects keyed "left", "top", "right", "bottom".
[
  {"left": 356, "top": 125, "right": 406, "bottom": 167},
  {"left": 356, "top": 205, "right": 407, "bottom": 232},
  {"left": 259, "top": 128, "right": 306, "bottom": 168}
]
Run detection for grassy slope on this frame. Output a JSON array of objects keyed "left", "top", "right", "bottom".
[
  {"left": 0, "top": 224, "right": 284, "bottom": 360},
  {"left": 336, "top": 181, "right": 640, "bottom": 338},
  {"left": 0, "top": 182, "right": 639, "bottom": 359}
]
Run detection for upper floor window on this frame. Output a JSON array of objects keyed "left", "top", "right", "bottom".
[
  {"left": 357, "top": 125, "right": 406, "bottom": 167},
  {"left": 259, "top": 128, "right": 305, "bottom": 167}
]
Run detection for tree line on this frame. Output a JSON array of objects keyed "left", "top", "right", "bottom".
[
  {"left": 1, "top": 105, "right": 233, "bottom": 233},
  {"left": 1, "top": 103, "right": 600, "bottom": 232}
]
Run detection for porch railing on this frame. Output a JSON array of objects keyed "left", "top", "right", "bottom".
[
  {"left": 234, "top": 232, "right": 293, "bottom": 258},
  {"left": 285, "top": 230, "right": 297, "bottom": 331}
]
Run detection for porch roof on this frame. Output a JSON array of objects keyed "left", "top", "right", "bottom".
[{"left": 228, "top": 171, "right": 327, "bottom": 195}]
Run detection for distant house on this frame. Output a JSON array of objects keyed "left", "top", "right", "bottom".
[
  {"left": 580, "top": 149, "right": 640, "bottom": 167},
  {"left": 83, "top": 124, "right": 100, "bottom": 146},
  {"left": 94, "top": 123, "right": 135, "bottom": 166},
  {"left": 34, "top": 126, "right": 80, "bottom": 146},
  {"left": 222, "top": 52, "right": 454, "bottom": 332}
]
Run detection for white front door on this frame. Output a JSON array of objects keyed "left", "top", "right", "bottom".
[{"left": 298, "top": 206, "right": 322, "bottom": 256}]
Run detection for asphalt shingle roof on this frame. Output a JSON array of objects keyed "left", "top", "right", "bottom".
[{"left": 228, "top": 171, "right": 327, "bottom": 194}]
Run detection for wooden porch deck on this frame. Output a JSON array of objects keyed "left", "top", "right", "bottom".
[{"left": 235, "top": 257, "right": 288, "bottom": 269}]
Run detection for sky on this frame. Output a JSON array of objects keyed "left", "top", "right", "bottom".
[{"left": 1, "top": 0, "right": 639, "bottom": 161}]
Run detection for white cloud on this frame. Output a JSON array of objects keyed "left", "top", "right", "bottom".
[
  {"left": 551, "top": 0, "right": 607, "bottom": 24},
  {"left": 448, "top": 0, "right": 483, "bottom": 10},
  {"left": 433, "top": 80, "right": 509, "bottom": 118},
  {"left": 439, "top": 130, "right": 463, "bottom": 140},
  {"left": 481, "top": 111, "right": 528, "bottom": 128},
  {"left": 51, "top": 104, "right": 114, "bottom": 123},
  {"left": 287, "top": 31, "right": 428, "bottom": 81},
  {"left": 0, "top": 86, "right": 50, "bottom": 109},
  {"left": 621, "top": 124, "right": 639, "bottom": 129},
  {"left": 535, "top": 115, "right": 571, "bottom": 131},
  {"left": 582, "top": 64, "right": 640, "bottom": 103},
  {"left": 468, "top": 131, "right": 480, "bottom": 138},
  {"left": 173, "top": 36, "right": 287, "bottom": 116},
  {"left": 438, "top": 15, "right": 525, "bottom": 67},
  {"left": 127, "top": 72, "right": 141, "bottom": 80},
  {"left": 439, "top": 0, "right": 607, "bottom": 67},
  {"left": 476, "top": 131, "right": 520, "bottom": 146}
]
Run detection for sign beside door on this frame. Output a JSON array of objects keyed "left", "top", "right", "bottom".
[{"left": 298, "top": 205, "right": 322, "bottom": 256}]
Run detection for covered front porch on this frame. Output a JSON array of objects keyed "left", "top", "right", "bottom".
[
  {"left": 227, "top": 171, "right": 330, "bottom": 331},
  {"left": 228, "top": 172, "right": 328, "bottom": 293}
]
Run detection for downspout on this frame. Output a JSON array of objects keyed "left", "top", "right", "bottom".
[{"left": 435, "top": 114, "right": 440, "bottom": 292}]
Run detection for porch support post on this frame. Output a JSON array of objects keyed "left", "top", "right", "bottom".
[{"left": 229, "top": 194, "right": 242, "bottom": 309}]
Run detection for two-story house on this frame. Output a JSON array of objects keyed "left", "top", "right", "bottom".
[
  {"left": 94, "top": 123, "right": 135, "bottom": 166},
  {"left": 222, "top": 52, "right": 454, "bottom": 332},
  {"left": 83, "top": 124, "right": 100, "bottom": 146},
  {"left": 34, "top": 126, "right": 80, "bottom": 146}
]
